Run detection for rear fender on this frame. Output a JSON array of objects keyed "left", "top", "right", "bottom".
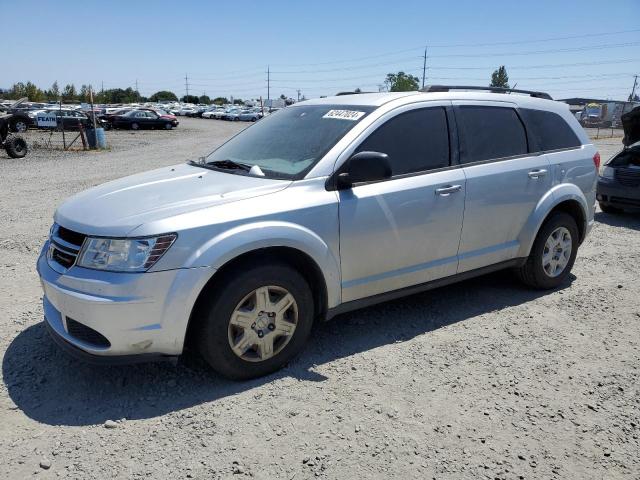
[{"left": 517, "top": 183, "right": 589, "bottom": 258}]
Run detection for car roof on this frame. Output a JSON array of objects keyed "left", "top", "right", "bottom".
[{"left": 299, "top": 90, "right": 566, "bottom": 113}]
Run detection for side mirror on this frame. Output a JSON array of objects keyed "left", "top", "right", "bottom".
[{"left": 336, "top": 151, "right": 392, "bottom": 189}]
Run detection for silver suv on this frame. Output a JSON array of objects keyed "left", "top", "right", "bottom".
[{"left": 37, "top": 86, "right": 598, "bottom": 379}]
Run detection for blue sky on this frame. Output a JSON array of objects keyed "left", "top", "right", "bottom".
[{"left": 3, "top": 0, "right": 639, "bottom": 100}]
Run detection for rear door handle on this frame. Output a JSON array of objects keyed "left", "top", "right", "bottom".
[
  {"left": 528, "top": 169, "right": 548, "bottom": 179},
  {"left": 435, "top": 185, "right": 462, "bottom": 196}
]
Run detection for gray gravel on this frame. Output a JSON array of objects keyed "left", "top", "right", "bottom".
[{"left": 1, "top": 118, "right": 638, "bottom": 479}]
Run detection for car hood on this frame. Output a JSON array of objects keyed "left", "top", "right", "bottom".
[
  {"left": 55, "top": 163, "right": 291, "bottom": 236},
  {"left": 622, "top": 106, "right": 640, "bottom": 146}
]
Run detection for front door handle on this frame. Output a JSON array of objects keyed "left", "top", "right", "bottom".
[
  {"left": 435, "top": 185, "right": 462, "bottom": 196},
  {"left": 528, "top": 169, "right": 548, "bottom": 179}
]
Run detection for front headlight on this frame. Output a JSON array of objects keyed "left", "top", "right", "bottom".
[
  {"left": 76, "top": 234, "right": 176, "bottom": 272},
  {"left": 600, "top": 166, "right": 615, "bottom": 179}
]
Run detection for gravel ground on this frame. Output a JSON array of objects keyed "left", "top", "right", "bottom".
[{"left": 0, "top": 118, "right": 638, "bottom": 479}]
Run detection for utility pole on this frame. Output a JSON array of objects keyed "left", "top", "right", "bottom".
[
  {"left": 629, "top": 74, "right": 638, "bottom": 101},
  {"left": 421, "top": 45, "right": 428, "bottom": 89},
  {"left": 267, "top": 66, "right": 271, "bottom": 103},
  {"left": 135, "top": 79, "right": 139, "bottom": 102},
  {"left": 297, "top": 89, "right": 301, "bottom": 102},
  {"left": 184, "top": 73, "right": 190, "bottom": 99}
]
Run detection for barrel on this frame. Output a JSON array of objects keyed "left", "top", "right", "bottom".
[{"left": 95, "top": 128, "right": 106, "bottom": 148}]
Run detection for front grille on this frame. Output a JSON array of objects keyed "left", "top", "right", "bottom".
[
  {"left": 615, "top": 167, "right": 640, "bottom": 187},
  {"left": 66, "top": 318, "right": 111, "bottom": 348},
  {"left": 49, "top": 224, "right": 86, "bottom": 270}
]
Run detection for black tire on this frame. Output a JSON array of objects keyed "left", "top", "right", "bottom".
[
  {"left": 164, "top": 122, "right": 173, "bottom": 130},
  {"left": 599, "top": 202, "right": 623, "bottom": 214},
  {"left": 196, "top": 262, "right": 314, "bottom": 380},
  {"left": 103, "top": 122, "right": 112, "bottom": 131},
  {"left": 4, "top": 135, "right": 28, "bottom": 158},
  {"left": 131, "top": 122, "right": 139, "bottom": 130},
  {"left": 516, "top": 212, "right": 579, "bottom": 289}
]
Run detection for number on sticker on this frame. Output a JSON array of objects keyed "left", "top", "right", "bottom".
[{"left": 323, "top": 110, "right": 366, "bottom": 121}]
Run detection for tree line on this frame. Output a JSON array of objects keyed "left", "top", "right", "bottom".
[
  {"left": 383, "top": 66, "right": 511, "bottom": 92},
  {"left": 0, "top": 81, "right": 227, "bottom": 104}
]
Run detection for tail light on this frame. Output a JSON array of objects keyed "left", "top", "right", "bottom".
[{"left": 593, "top": 151, "right": 601, "bottom": 170}]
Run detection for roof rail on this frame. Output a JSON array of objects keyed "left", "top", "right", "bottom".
[
  {"left": 335, "top": 91, "right": 374, "bottom": 96},
  {"left": 421, "top": 85, "right": 553, "bottom": 100}
]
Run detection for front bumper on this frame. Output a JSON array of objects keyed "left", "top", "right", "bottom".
[
  {"left": 37, "top": 242, "right": 214, "bottom": 360},
  {"left": 597, "top": 178, "right": 640, "bottom": 209}
]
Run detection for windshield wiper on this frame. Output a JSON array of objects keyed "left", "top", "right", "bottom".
[{"left": 207, "top": 159, "right": 252, "bottom": 172}]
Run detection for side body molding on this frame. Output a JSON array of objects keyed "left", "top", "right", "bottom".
[
  {"left": 517, "top": 182, "right": 590, "bottom": 258},
  {"left": 184, "top": 221, "right": 342, "bottom": 309}
]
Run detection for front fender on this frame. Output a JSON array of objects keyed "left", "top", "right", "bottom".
[
  {"left": 185, "top": 221, "right": 341, "bottom": 308},
  {"left": 517, "top": 183, "right": 589, "bottom": 258}
]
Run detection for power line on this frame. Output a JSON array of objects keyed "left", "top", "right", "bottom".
[
  {"left": 268, "top": 28, "right": 640, "bottom": 67},
  {"left": 427, "top": 41, "right": 640, "bottom": 59}
]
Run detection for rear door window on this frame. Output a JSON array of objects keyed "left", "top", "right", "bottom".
[
  {"left": 456, "top": 106, "right": 528, "bottom": 163},
  {"left": 521, "top": 108, "right": 581, "bottom": 151},
  {"left": 356, "top": 107, "right": 450, "bottom": 176}
]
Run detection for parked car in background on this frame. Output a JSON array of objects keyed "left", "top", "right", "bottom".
[
  {"left": 202, "top": 108, "right": 224, "bottom": 119},
  {"left": 111, "top": 110, "right": 178, "bottom": 130},
  {"left": 0, "top": 98, "right": 34, "bottom": 132},
  {"left": 32, "top": 109, "right": 106, "bottom": 131},
  {"left": 597, "top": 106, "right": 640, "bottom": 213},
  {"left": 38, "top": 87, "right": 597, "bottom": 380},
  {"left": 238, "top": 109, "right": 263, "bottom": 122},
  {"left": 224, "top": 108, "right": 242, "bottom": 121}
]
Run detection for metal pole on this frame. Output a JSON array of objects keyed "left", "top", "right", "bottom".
[
  {"left": 421, "top": 46, "right": 427, "bottom": 89},
  {"left": 90, "top": 85, "right": 97, "bottom": 149},
  {"left": 267, "top": 66, "right": 270, "bottom": 104},
  {"left": 629, "top": 74, "right": 638, "bottom": 101},
  {"left": 185, "top": 74, "right": 189, "bottom": 99}
]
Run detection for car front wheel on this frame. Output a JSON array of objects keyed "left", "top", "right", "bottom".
[
  {"left": 516, "top": 212, "right": 579, "bottom": 289},
  {"left": 196, "top": 262, "right": 314, "bottom": 380},
  {"left": 131, "top": 122, "right": 139, "bottom": 130}
]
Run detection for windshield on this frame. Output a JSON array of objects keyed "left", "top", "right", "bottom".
[{"left": 204, "top": 104, "right": 374, "bottom": 179}]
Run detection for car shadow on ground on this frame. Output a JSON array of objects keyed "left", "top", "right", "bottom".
[
  {"left": 595, "top": 211, "right": 640, "bottom": 231},
  {"left": 3, "top": 270, "right": 573, "bottom": 427}
]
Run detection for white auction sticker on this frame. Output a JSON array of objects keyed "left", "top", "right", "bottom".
[{"left": 323, "top": 109, "right": 366, "bottom": 121}]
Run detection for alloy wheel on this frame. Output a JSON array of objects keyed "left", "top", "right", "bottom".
[
  {"left": 227, "top": 285, "right": 298, "bottom": 362},
  {"left": 542, "top": 227, "right": 572, "bottom": 278}
]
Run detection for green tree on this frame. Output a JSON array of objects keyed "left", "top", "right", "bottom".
[
  {"left": 490, "top": 66, "right": 510, "bottom": 89},
  {"left": 9, "top": 82, "right": 27, "bottom": 99},
  {"left": 25, "top": 81, "right": 44, "bottom": 101},
  {"left": 198, "top": 94, "right": 211, "bottom": 104},
  {"left": 384, "top": 72, "right": 419, "bottom": 92},
  {"left": 233, "top": 98, "right": 244, "bottom": 105},
  {"left": 181, "top": 94, "right": 199, "bottom": 104},
  {"left": 212, "top": 97, "right": 228, "bottom": 105},
  {"left": 62, "top": 83, "right": 77, "bottom": 101},
  {"left": 46, "top": 81, "right": 60, "bottom": 101},
  {"left": 149, "top": 90, "right": 178, "bottom": 102},
  {"left": 79, "top": 84, "right": 91, "bottom": 102}
]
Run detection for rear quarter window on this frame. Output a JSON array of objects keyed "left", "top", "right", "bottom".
[{"left": 521, "top": 108, "right": 581, "bottom": 151}]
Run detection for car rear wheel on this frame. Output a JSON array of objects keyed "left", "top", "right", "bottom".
[
  {"left": 4, "top": 135, "right": 28, "bottom": 158},
  {"left": 196, "top": 262, "right": 314, "bottom": 380},
  {"left": 598, "top": 202, "right": 623, "bottom": 214},
  {"left": 131, "top": 122, "right": 139, "bottom": 130},
  {"left": 516, "top": 212, "right": 579, "bottom": 289}
]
